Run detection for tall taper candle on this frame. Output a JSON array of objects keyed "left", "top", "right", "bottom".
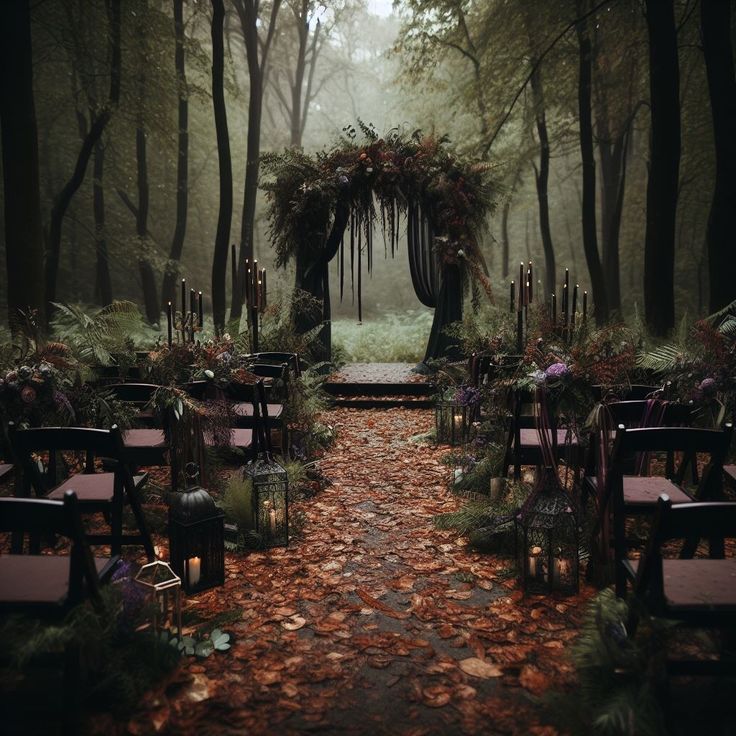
[
  {"left": 510, "top": 281, "right": 515, "bottom": 313},
  {"left": 528, "top": 262, "right": 533, "bottom": 302},
  {"left": 519, "top": 263, "right": 524, "bottom": 308},
  {"left": 181, "top": 279, "right": 186, "bottom": 320},
  {"left": 190, "top": 289, "right": 196, "bottom": 341},
  {"left": 167, "top": 302, "right": 173, "bottom": 347},
  {"left": 231, "top": 244, "right": 237, "bottom": 302},
  {"left": 198, "top": 291, "right": 204, "bottom": 329},
  {"left": 571, "top": 284, "right": 578, "bottom": 328},
  {"left": 261, "top": 270, "right": 267, "bottom": 308},
  {"left": 583, "top": 291, "right": 588, "bottom": 322},
  {"left": 552, "top": 293, "right": 556, "bottom": 327},
  {"left": 562, "top": 283, "right": 568, "bottom": 325},
  {"left": 243, "top": 258, "right": 250, "bottom": 306}
]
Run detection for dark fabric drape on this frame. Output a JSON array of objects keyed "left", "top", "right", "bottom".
[
  {"left": 423, "top": 263, "right": 463, "bottom": 362},
  {"left": 407, "top": 200, "right": 438, "bottom": 308}
]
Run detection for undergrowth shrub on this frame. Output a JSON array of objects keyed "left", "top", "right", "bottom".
[{"left": 331, "top": 309, "right": 434, "bottom": 362}]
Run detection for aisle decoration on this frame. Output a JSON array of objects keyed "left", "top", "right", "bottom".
[{"left": 262, "top": 124, "right": 498, "bottom": 361}]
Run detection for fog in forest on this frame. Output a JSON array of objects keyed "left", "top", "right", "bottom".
[{"left": 0, "top": 0, "right": 729, "bottom": 330}]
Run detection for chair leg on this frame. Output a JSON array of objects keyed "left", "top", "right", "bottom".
[
  {"left": 111, "top": 501, "right": 123, "bottom": 558},
  {"left": 62, "top": 642, "right": 81, "bottom": 736},
  {"left": 127, "top": 493, "right": 155, "bottom": 561}
]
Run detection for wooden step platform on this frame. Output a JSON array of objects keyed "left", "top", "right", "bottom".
[{"left": 325, "top": 363, "right": 435, "bottom": 409}]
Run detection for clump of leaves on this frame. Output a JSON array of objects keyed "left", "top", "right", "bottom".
[
  {"left": 547, "top": 590, "right": 670, "bottom": 736},
  {"left": 51, "top": 301, "right": 155, "bottom": 368},
  {"left": 221, "top": 472, "right": 254, "bottom": 530},
  {"left": 160, "top": 627, "right": 231, "bottom": 658}
]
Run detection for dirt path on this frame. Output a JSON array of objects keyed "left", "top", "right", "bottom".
[{"left": 128, "top": 407, "right": 589, "bottom": 736}]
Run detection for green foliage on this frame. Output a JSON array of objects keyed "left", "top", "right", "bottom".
[
  {"left": 221, "top": 472, "right": 254, "bottom": 529},
  {"left": 332, "top": 310, "right": 434, "bottom": 362},
  {"left": 548, "top": 590, "right": 670, "bottom": 736},
  {"left": 66, "top": 382, "right": 138, "bottom": 430},
  {"left": 51, "top": 301, "right": 155, "bottom": 367},
  {"left": 0, "top": 585, "right": 180, "bottom": 716},
  {"left": 160, "top": 627, "right": 231, "bottom": 658}
]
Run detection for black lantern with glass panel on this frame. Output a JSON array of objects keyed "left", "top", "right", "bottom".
[
  {"left": 242, "top": 381, "right": 289, "bottom": 547},
  {"left": 515, "top": 466, "right": 579, "bottom": 595},
  {"left": 168, "top": 464, "right": 225, "bottom": 594}
]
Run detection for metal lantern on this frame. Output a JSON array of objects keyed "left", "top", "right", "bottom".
[
  {"left": 242, "top": 454, "right": 289, "bottom": 547},
  {"left": 168, "top": 464, "right": 225, "bottom": 594},
  {"left": 515, "top": 466, "right": 579, "bottom": 595},
  {"left": 435, "top": 399, "right": 472, "bottom": 446},
  {"left": 133, "top": 560, "right": 182, "bottom": 636}
]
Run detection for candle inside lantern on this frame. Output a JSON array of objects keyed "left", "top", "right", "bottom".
[
  {"left": 553, "top": 558, "right": 570, "bottom": 585},
  {"left": 528, "top": 546, "right": 543, "bottom": 579},
  {"left": 187, "top": 556, "right": 201, "bottom": 587},
  {"left": 269, "top": 507, "right": 277, "bottom": 535}
]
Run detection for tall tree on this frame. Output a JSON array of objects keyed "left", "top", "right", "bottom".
[
  {"left": 0, "top": 0, "right": 45, "bottom": 328},
  {"left": 576, "top": 1, "right": 608, "bottom": 324},
  {"left": 134, "top": 0, "right": 159, "bottom": 323},
  {"left": 45, "top": 0, "right": 122, "bottom": 321},
  {"left": 210, "top": 0, "right": 233, "bottom": 332},
  {"left": 643, "top": 0, "right": 680, "bottom": 335},
  {"left": 701, "top": 0, "right": 736, "bottom": 313},
  {"left": 161, "top": 0, "right": 190, "bottom": 311},
  {"left": 231, "top": 0, "right": 282, "bottom": 322}
]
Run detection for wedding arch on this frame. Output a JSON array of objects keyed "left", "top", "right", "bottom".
[{"left": 262, "top": 125, "right": 497, "bottom": 363}]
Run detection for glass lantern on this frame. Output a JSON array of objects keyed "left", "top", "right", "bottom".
[
  {"left": 242, "top": 454, "right": 289, "bottom": 548},
  {"left": 515, "top": 466, "right": 579, "bottom": 595},
  {"left": 133, "top": 560, "right": 182, "bottom": 636},
  {"left": 436, "top": 399, "right": 471, "bottom": 446},
  {"left": 168, "top": 464, "right": 225, "bottom": 594}
]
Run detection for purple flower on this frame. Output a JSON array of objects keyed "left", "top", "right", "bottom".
[
  {"left": 544, "top": 362, "right": 569, "bottom": 380},
  {"left": 698, "top": 377, "right": 717, "bottom": 396},
  {"left": 453, "top": 385, "right": 481, "bottom": 406}
]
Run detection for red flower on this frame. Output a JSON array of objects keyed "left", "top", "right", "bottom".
[{"left": 20, "top": 385, "right": 37, "bottom": 404}]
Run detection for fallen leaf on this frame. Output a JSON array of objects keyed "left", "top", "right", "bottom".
[{"left": 458, "top": 657, "right": 503, "bottom": 679}]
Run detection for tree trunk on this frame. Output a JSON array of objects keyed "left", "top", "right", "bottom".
[
  {"left": 93, "top": 138, "right": 112, "bottom": 306},
  {"left": 210, "top": 0, "right": 232, "bottom": 333},
  {"left": 501, "top": 198, "right": 510, "bottom": 280},
  {"left": 643, "top": 0, "right": 680, "bottom": 335},
  {"left": 0, "top": 0, "right": 45, "bottom": 328},
  {"left": 701, "top": 0, "right": 736, "bottom": 313},
  {"left": 529, "top": 66, "right": 555, "bottom": 300},
  {"left": 136, "top": 123, "right": 158, "bottom": 323},
  {"left": 45, "top": 0, "right": 121, "bottom": 322},
  {"left": 576, "top": 6, "right": 608, "bottom": 324},
  {"left": 231, "top": 0, "right": 281, "bottom": 323},
  {"left": 161, "top": 0, "right": 189, "bottom": 311}
]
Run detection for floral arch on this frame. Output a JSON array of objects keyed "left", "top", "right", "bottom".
[{"left": 262, "top": 126, "right": 497, "bottom": 364}]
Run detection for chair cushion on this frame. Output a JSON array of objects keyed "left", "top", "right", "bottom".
[
  {"left": 47, "top": 472, "right": 116, "bottom": 502},
  {"left": 0, "top": 555, "right": 110, "bottom": 605},
  {"left": 519, "top": 428, "right": 579, "bottom": 447},
  {"left": 0, "top": 463, "right": 14, "bottom": 481},
  {"left": 232, "top": 402, "right": 284, "bottom": 419},
  {"left": 622, "top": 476, "right": 692, "bottom": 506},
  {"left": 724, "top": 465, "right": 736, "bottom": 489},
  {"left": 662, "top": 559, "right": 736, "bottom": 611},
  {"left": 122, "top": 429, "right": 167, "bottom": 448}
]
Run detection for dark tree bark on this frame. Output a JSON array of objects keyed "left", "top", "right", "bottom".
[
  {"left": 231, "top": 0, "right": 281, "bottom": 323},
  {"left": 701, "top": 0, "right": 736, "bottom": 313},
  {"left": 93, "top": 139, "right": 112, "bottom": 306},
  {"left": 161, "top": 0, "right": 189, "bottom": 311},
  {"left": 45, "top": 0, "right": 121, "bottom": 322},
  {"left": 576, "top": 5, "right": 608, "bottom": 324},
  {"left": 500, "top": 198, "right": 511, "bottom": 280},
  {"left": 136, "top": 123, "right": 159, "bottom": 323},
  {"left": 529, "top": 66, "right": 556, "bottom": 300},
  {"left": 643, "top": 0, "right": 680, "bottom": 335},
  {"left": 0, "top": 0, "right": 45, "bottom": 328},
  {"left": 210, "top": 0, "right": 233, "bottom": 333}
]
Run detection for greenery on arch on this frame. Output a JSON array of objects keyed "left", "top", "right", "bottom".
[{"left": 261, "top": 124, "right": 500, "bottom": 300}]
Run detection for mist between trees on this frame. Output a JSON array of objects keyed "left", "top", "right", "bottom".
[{"left": 1, "top": 0, "right": 733, "bottom": 336}]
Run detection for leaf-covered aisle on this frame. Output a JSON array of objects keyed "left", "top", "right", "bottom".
[{"left": 129, "top": 407, "right": 592, "bottom": 735}]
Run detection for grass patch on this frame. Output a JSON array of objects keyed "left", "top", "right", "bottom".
[{"left": 331, "top": 309, "right": 434, "bottom": 362}]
